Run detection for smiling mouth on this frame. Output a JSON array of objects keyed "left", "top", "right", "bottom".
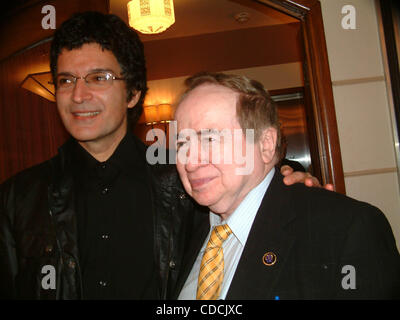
[
  {"left": 72, "top": 111, "right": 101, "bottom": 118},
  {"left": 189, "top": 177, "right": 216, "bottom": 190}
]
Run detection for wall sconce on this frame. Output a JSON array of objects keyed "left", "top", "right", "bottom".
[
  {"left": 20, "top": 71, "right": 55, "bottom": 102},
  {"left": 127, "top": 0, "right": 175, "bottom": 34},
  {"left": 143, "top": 103, "right": 173, "bottom": 125},
  {"left": 143, "top": 103, "right": 173, "bottom": 144},
  {"left": 135, "top": 103, "right": 174, "bottom": 147}
]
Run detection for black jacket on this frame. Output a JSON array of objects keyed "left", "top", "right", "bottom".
[
  {"left": 0, "top": 137, "right": 206, "bottom": 299},
  {"left": 175, "top": 171, "right": 400, "bottom": 299}
]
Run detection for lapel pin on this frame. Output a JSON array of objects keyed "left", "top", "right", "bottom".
[{"left": 262, "top": 252, "right": 277, "bottom": 266}]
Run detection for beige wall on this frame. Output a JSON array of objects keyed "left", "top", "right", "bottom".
[{"left": 320, "top": 0, "right": 400, "bottom": 249}]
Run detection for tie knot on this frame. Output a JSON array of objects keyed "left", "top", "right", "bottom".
[{"left": 209, "top": 224, "right": 232, "bottom": 247}]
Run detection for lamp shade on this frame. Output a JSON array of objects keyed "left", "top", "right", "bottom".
[
  {"left": 143, "top": 105, "right": 160, "bottom": 124},
  {"left": 157, "top": 103, "right": 173, "bottom": 122},
  {"left": 142, "top": 104, "right": 173, "bottom": 124},
  {"left": 127, "top": 0, "right": 175, "bottom": 34}
]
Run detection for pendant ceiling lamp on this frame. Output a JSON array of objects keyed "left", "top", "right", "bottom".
[{"left": 127, "top": 0, "right": 175, "bottom": 34}]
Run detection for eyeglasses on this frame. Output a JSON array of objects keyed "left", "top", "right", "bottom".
[{"left": 53, "top": 71, "right": 125, "bottom": 91}]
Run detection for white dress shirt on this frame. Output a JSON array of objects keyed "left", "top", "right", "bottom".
[{"left": 178, "top": 167, "right": 275, "bottom": 300}]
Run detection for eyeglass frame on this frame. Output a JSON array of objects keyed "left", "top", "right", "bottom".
[{"left": 49, "top": 70, "right": 126, "bottom": 91}]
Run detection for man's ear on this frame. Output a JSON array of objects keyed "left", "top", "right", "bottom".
[
  {"left": 128, "top": 91, "right": 141, "bottom": 109},
  {"left": 259, "top": 127, "right": 277, "bottom": 164}
]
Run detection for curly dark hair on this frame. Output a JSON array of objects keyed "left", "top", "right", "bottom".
[{"left": 50, "top": 11, "right": 147, "bottom": 126}]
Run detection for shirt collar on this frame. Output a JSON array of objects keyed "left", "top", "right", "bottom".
[
  {"left": 210, "top": 167, "right": 275, "bottom": 246},
  {"left": 73, "top": 131, "right": 143, "bottom": 171}
]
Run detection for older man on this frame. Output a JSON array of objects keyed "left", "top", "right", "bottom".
[{"left": 174, "top": 72, "right": 400, "bottom": 300}]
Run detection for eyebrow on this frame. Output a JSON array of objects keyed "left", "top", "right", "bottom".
[{"left": 56, "top": 68, "right": 117, "bottom": 76}]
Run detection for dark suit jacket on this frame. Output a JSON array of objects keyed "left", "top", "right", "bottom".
[{"left": 174, "top": 171, "right": 400, "bottom": 299}]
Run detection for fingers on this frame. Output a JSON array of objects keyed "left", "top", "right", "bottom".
[
  {"left": 283, "top": 171, "right": 336, "bottom": 191},
  {"left": 280, "top": 165, "right": 294, "bottom": 176},
  {"left": 305, "top": 177, "right": 321, "bottom": 187},
  {"left": 324, "top": 183, "right": 335, "bottom": 191},
  {"left": 283, "top": 170, "right": 324, "bottom": 188},
  {"left": 281, "top": 163, "right": 336, "bottom": 191},
  {"left": 283, "top": 171, "right": 312, "bottom": 185}
]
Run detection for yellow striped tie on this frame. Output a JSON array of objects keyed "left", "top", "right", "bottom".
[{"left": 196, "top": 224, "right": 232, "bottom": 300}]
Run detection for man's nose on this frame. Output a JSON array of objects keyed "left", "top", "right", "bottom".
[
  {"left": 185, "top": 142, "right": 208, "bottom": 172},
  {"left": 71, "top": 79, "right": 93, "bottom": 103}
]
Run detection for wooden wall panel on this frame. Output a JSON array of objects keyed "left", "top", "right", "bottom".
[{"left": 0, "top": 41, "right": 69, "bottom": 183}]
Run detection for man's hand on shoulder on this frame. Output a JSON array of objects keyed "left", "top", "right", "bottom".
[{"left": 280, "top": 165, "right": 335, "bottom": 191}]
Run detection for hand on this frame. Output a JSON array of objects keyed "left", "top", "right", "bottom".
[{"left": 280, "top": 165, "right": 335, "bottom": 191}]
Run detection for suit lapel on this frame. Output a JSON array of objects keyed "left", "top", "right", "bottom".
[
  {"left": 173, "top": 211, "right": 210, "bottom": 298},
  {"left": 226, "top": 171, "right": 297, "bottom": 300}
]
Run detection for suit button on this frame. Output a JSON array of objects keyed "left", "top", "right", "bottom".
[
  {"left": 99, "top": 280, "right": 107, "bottom": 287},
  {"left": 179, "top": 193, "right": 186, "bottom": 200},
  {"left": 101, "top": 234, "right": 110, "bottom": 240},
  {"left": 101, "top": 187, "right": 109, "bottom": 195},
  {"left": 169, "top": 260, "right": 176, "bottom": 269}
]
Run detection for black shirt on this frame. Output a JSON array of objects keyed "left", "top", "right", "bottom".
[{"left": 73, "top": 132, "right": 158, "bottom": 299}]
